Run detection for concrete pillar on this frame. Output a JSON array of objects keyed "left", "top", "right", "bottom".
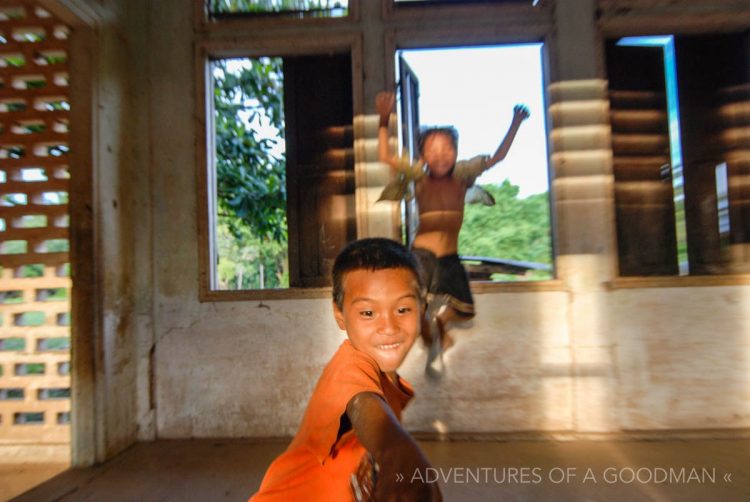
[
  {"left": 550, "top": 0, "right": 620, "bottom": 431},
  {"left": 360, "top": 0, "right": 387, "bottom": 114},
  {"left": 553, "top": 0, "right": 600, "bottom": 81}
]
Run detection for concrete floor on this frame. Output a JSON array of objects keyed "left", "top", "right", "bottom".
[
  {"left": 1, "top": 462, "right": 68, "bottom": 502},
  {"left": 6, "top": 437, "right": 750, "bottom": 501}
]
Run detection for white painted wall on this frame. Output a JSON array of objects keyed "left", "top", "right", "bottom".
[
  {"left": 613, "top": 287, "right": 750, "bottom": 430},
  {"left": 152, "top": 285, "right": 750, "bottom": 437}
]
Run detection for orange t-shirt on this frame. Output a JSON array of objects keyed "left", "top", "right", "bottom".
[{"left": 250, "top": 340, "right": 414, "bottom": 502}]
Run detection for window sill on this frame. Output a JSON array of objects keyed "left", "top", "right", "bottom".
[
  {"left": 200, "top": 280, "right": 567, "bottom": 302},
  {"left": 199, "top": 275, "right": 750, "bottom": 302},
  {"left": 470, "top": 279, "right": 565, "bottom": 294},
  {"left": 200, "top": 287, "right": 332, "bottom": 302},
  {"left": 610, "top": 274, "right": 750, "bottom": 289}
]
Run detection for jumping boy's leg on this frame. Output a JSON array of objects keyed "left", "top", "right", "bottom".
[
  {"left": 435, "top": 306, "right": 461, "bottom": 351},
  {"left": 420, "top": 299, "right": 459, "bottom": 349},
  {"left": 425, "top": 298, "right": 475, "bottom": 379},
  {"left": 420, "top": 314, "right": 433, "bottom": 347},
  {"left": 423, "top": 296, "right": 443, "bottom": 379}
]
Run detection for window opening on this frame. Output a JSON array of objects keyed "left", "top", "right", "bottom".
[
  {"left": 210, "top": 57, "right": 288, "bottom": 290},
  {"left": 208, "top": 53, "right": 354, "bottom": 291},
  {"left": 715, "top": 162, "right": 730, "bottom": 246},
  {"left": 396, "top": 44, "right": 552, "bottom": 282},
  {"left": 208, "top": 0, "right": 348, "bottom": 18},
  {"left": 607, "top": 32, "right": 750, "bottom": 276},
  {"left": 617, "top": 35, "right": 688, "bottom": 274}
]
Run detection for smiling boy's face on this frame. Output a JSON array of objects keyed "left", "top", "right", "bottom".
[{"left": 333, "top": 268, "right": 422, "bottom": 376}]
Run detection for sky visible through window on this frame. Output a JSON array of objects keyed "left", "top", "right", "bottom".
[{"left": 399, "top": 44, "right": 548, "bottom": 197}]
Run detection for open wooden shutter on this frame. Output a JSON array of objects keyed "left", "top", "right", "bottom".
[
  {"left": 607, "top": 42, "right": 678, "bottom": 276},
  {"left": 398, "top": 56, "right": 421, "bottom": 246},
  {"left": 284, "top": 53, "right": 355, "bottom": 287}
]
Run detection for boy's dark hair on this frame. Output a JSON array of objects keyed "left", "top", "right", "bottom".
[
  {"left": 332, "top": 238, "right": 422, "bottom": 309},
  {"left": 418, "top": 126, "right": 459, "bottom": 156}
]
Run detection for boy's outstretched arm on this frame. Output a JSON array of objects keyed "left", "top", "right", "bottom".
[
  {"left": 487, "top": 104, "right": 530, "bottom": 168},
  {"left": 347, "top": 391, "right": 442, "bottom": 501},
  {"left": 376, "top": 91, "right": 399, "bottom": 172}
]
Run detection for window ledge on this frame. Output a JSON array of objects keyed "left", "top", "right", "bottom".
[
  {"left": 200, "top": 287, "right": 332, "bottom": 303},
  {"left": 199, "top": 275, "right": 750, "bottom": 302},
  {"left": 470, "top": 279, "right": 565, "bottom": 294},
  {"left": 610, "top": 274, "right": 750, "bottom": 289},
  {"left": 200, "top": 280, "right": 568, "bottom": 302}
]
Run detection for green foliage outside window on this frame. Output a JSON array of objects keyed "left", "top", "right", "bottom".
[
  {"left": 216, "top": 222, "right": 289, "bottom": 290},
  {"left": 459, "top": 180, "right": 552, "bottom": 281},
  {"left": 212, "top": 58, "right": 289, "bottom": 289}
]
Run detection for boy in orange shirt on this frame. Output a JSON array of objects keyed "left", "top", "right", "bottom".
[{"left": 250, "top": 238, "right": 442, "bottom": 501}]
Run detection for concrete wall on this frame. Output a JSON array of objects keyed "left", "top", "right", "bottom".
[
  {"left": 66, "top": 0, "right": 750, "bottom": 457},
  {"left": 612, "top": 287, "right": 750, "bottom": 430},
  {"left": 152, "top": 286, "right": 750, "bottom": 438},
  {"left": 89, "top": 0, "right": 150, "bottom": 459},
  {"left": 55, "top": 0, "right": 151, "bottom": 464}
]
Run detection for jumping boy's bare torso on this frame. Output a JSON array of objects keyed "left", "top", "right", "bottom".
[
  {"left": 375, "top": 89, "right": 529, "bottom": 259},
  {"left": 413, "top": 174, "right": 467, "bottom": 257}
]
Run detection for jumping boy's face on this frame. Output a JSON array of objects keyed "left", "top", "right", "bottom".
[
  {"left": 422, "top": 132, "right": 458, "bottom": 178},
  {"left": 333, "top": 268, "right": 421, "bottom": 376}
]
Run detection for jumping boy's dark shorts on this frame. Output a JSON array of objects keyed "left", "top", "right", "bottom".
[{"left": 412, "top": 247, "right": 475, "bottom": 318}]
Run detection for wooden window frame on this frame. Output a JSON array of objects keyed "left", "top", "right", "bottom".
[
  {"left": 600, "top": 21, "right": 750, "bottom": 288},
  {"left": 385, "top": 27, "right": 560, "bottom": 291},
  {"left": 195, "top": 34, "right": 363, "bottom": 301}
]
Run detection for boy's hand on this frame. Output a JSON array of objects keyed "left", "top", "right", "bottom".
[
  {"left": 347, "top": 392, "right": 442, "bottom": 501},
  {"left": 376, "top": 441, "right": 442, "bottom": 501},
  {"left": 513, "top": 104, "right": 530, "bottom": 123},
  {"left": 376, "top": 91, "right": 396, "bottom": 121},
  {"left": 351, "top": 453, "right": 378, "bottom": 502}
]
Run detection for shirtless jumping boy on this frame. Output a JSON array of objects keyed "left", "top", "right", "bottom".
[{"left": 376, "top": 91, "right": 529, "bottom": 376}]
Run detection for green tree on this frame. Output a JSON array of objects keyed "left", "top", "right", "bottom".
[
  {"left": 459, "top": 180, "right": 552, "bottom": 280},
  {"left": 214, "top": 58, "right": 285, "bottom": 243},
  {"left": 213, "top": 57, "right": 289, "bottom": 289},
  {"left": 216, "top": 222, "right": 288, "bottom": 289}
]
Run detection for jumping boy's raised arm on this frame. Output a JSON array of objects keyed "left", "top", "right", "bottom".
[
  {"left": 376, "top": 91, "right": 399, "bottom": 172},
  {"left": 347, "top": 391, "right": 442, "bottom": 501},
  {"left": 486, "top": 104, "right": 530, "bottom": 169}
]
